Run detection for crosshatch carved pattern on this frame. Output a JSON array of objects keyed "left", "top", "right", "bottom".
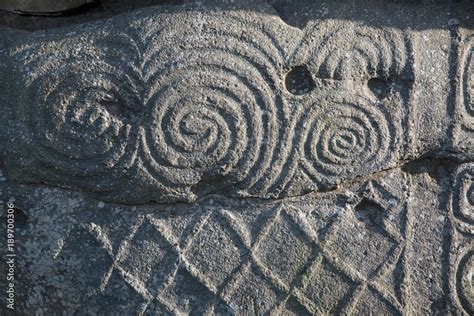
[
  {"left": 51, "top": 174, "right": 410, "bottom": 315},
  {"left": 3, "top": 163, "right": 472, "bottom": 314},
  {"left": 3, "top": 8, "right": 414, "bottom": 204}
]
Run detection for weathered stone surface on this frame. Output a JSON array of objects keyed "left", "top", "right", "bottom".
[
  {"left": 1, "top": 2, "right": 473, "bottom": 204},
  {"left": 0, "top": 0, "right": 473, "bottom": 314},
  {"left": 1, "top": 162, "right": 473, "bottom": 314}
]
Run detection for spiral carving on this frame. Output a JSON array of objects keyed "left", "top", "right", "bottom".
[
  {"left": 4, "top": 9, "right": 415, "bottom": 203},
  {"left": 140, "top": 13, "right": 289, "bottom": 197},
  {"left": 14, "top": 53, "right": 140, "bottom": 191},
  {"left": 287, "top": 21, "right": 410, "bottom": 191},
  {"left": 299, "top": 97, "right": 398, "bottom": 188}
]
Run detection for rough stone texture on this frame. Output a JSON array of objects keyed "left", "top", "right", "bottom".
[{"left": 0, "top": 0, "right": 473, "bottom": 315}]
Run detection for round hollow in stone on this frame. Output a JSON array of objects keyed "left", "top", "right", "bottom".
[
  {"left": 367, "top": 77, "right": 391, "bottom": 99},
  {"left": 285, "top": 65, "right": 316, "bottom": 96}
]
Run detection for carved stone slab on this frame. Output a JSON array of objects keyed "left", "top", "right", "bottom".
[
  {"left": 2, "top": 3, "right": 471, "bottom": 204},
  {"left": 0, "top": 1, "right": 472, "bottom": 315},
  {"left": 1, "top": 162, "right": 473, "bottom": 314}
]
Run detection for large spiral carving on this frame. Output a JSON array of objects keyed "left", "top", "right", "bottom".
[
  {"left": 4, "top": 9, "right": 415, "bottom": 203},
  {"left": 6, "top": 10, "right": 297, "bottom": 202},
  {"left": 139, "top": 13, "right": 289, "bottom": 197},
  {"left": 299, "top": 96, "right": 398, "bottom": 188}
]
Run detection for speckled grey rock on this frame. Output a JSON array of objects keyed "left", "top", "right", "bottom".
[
  {"left": 1, "top": 2, "right": 473, "bottom": 204},
  {"left": 1, "top": 162, "right": 473, "bottom": 314},
  {"left": 0, "top": 0, "right": 473, "bottom": 315}
]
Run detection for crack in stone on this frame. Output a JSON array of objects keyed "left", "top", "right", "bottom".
[{"left": 3, "top": 158, "right": 472, "bottom": 208}]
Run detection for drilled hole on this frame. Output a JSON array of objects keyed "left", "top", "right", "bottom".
[
  {"left": 368, "top": 77, "right": 390, "bottom": 99},
  {"left": 285, "top": 66, "right": 315, "bottom": 96}
]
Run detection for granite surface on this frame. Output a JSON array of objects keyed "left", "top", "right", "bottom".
[{"left": 0, "top": 0, "right": 473, "bottom": 314}]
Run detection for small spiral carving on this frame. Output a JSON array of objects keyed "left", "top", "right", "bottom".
[
  {"left": 288, "top": 20, "right": 410, "bottom": 191},
  {"left": 299, "top": 97, "right": 398, "bottom": 188}
]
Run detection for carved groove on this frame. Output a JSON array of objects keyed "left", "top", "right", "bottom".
[
  {"left": 16, "top": 60, "right": 140, "bottom": 191},
  {"left": 299, "top": 21, "right": 409, "bottom": 80},
  {"left": 451, "top": 163, "right": 474, "bottom": 234},
  {"left": 298, "top": 97, "right": 398, "bottom": 188},
  {"left": 461, "top": 35, "right": 474, "bottom": 131},
  {"left": 4, "top": 10, "right": 413, "bottom": 203},
  {"left": 456, "top": 250, "right": 474, "bottom": 314}
]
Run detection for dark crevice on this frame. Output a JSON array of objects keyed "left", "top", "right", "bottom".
[
  {"left": 267, "top": 0, "right": 304, "bottom": 29},
  {"left": 0, "top": 0, "right": 189, "bottom": 31},
  {"left": 285, "top": 65, "right": 315, "bottom": 95},
  {"left": 354, "top": 198, "right": 385, "bottom": 228},
  {"left": 2, "top": 157, "right": 471, "bottom": 209},
  {"left": 367, "top": 77, "right": 391, "bottom": 99},
  {"left": 401, "top": 156, "right": 459, "bottom": 185}
]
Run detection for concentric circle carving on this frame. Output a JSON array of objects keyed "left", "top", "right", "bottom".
[
  {"left": 19, "top": 59, "right": 140, "bottom": 190},
  {"left": 299, "top": 97, "right": 397, "bottom": 187},
  {"left": 140, "top": 14, "right": 289, "bottom": 197}
]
